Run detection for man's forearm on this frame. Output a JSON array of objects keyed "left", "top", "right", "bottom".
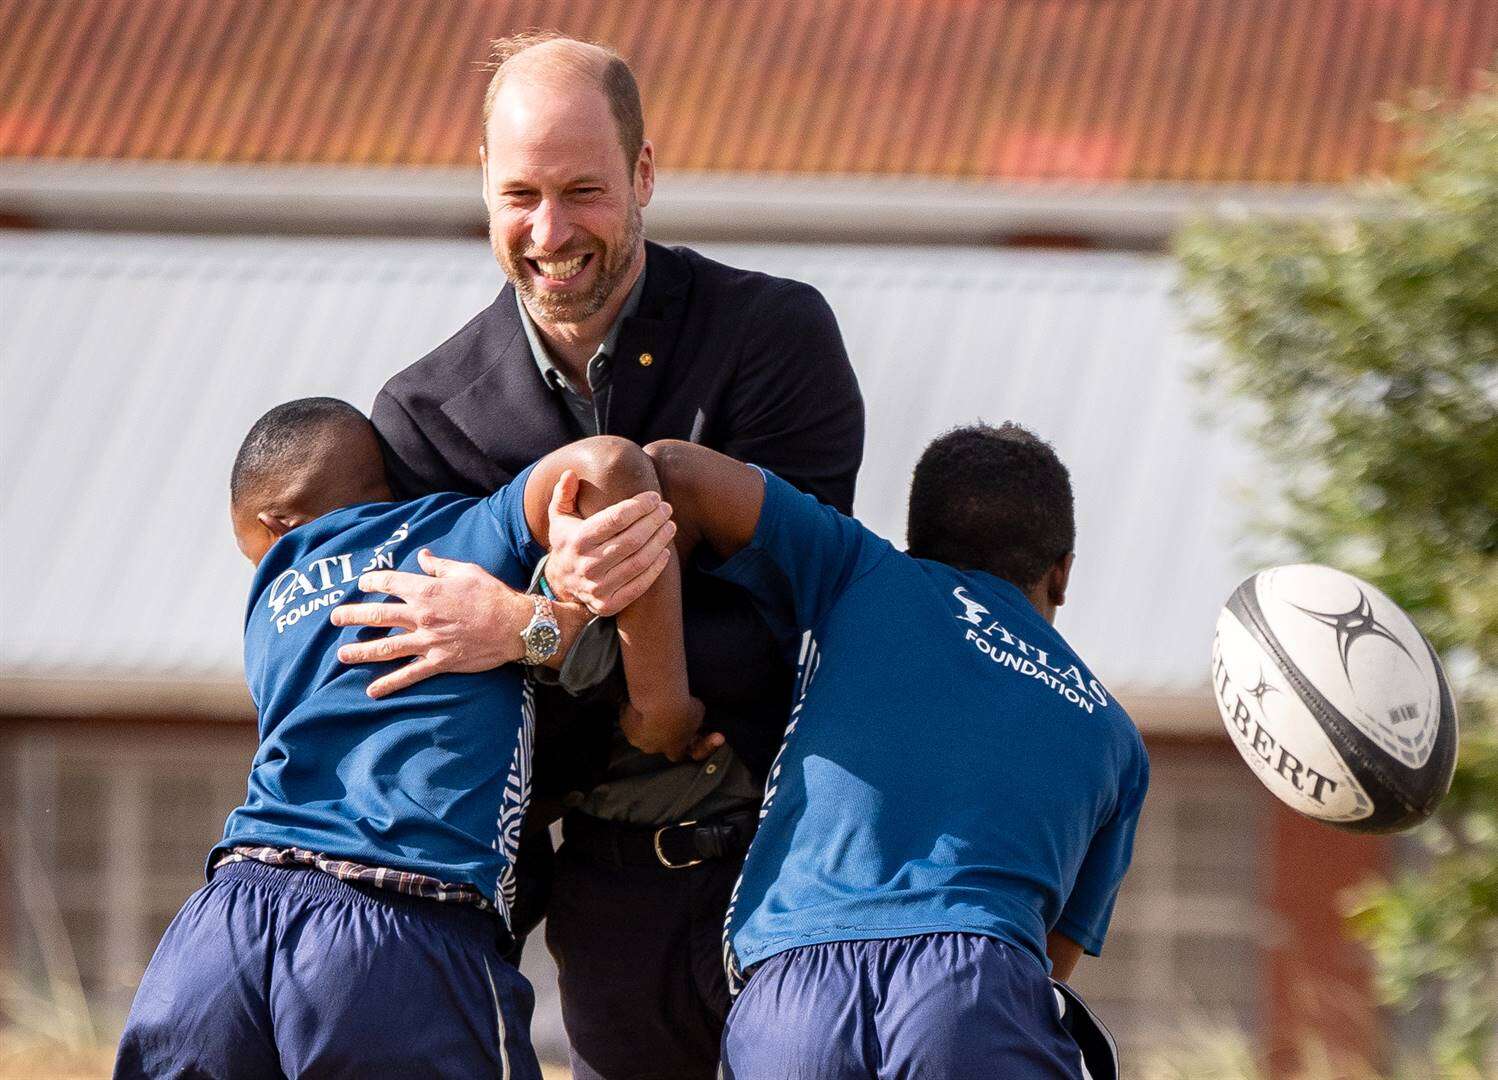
[{"left": 332, "top": 437, "right": 680, "bottom": 703}]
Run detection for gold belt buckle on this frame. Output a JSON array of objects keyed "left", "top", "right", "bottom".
[{"left": 653, "top": 819, "right": 703, "bottom": 869}]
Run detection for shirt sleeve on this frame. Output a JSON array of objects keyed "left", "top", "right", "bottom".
[
  {"left": 484, "top": 461, "right": 545, "bottom": 569},
  {"left": 706, "top": 467, "right": 884, "bottom": 638},
  {"left": 717, "top": 279, "right": 864, "bottom": 514},
  {"left": 1055, "top": 739, "right": 1150, "bottom": 956}
]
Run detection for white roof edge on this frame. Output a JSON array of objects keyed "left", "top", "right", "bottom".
[
  {"left": 0, "top": 674, "right": 1219, "bottom": 735},
  {"left": 0, "top": 161, "right": 1376, "bottom": 243}
]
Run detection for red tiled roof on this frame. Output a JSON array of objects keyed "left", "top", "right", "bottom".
[{"left": 1, "top": 0, "right": 1493, "bottom": 184}]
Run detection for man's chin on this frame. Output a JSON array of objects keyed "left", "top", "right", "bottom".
[
  {"left": 518, "top": 273, "right": 614, "bottom": 324},
  {"left": 522, "top": 289, "right": 601, "bottom": 326}
]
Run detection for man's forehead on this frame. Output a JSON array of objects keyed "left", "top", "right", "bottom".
[{"left": 486, "top": 77, "right": 619, "bottom": 157}]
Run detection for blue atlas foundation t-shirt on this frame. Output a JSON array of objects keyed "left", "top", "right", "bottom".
[
  {"left": 714, "top": 469, "right": 1149, "bottom": 982},
  {"left": 217, "top": 465, "right": 541, "bottom": 926}
]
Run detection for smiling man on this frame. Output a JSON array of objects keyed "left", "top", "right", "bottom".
[
  {"left": 363, "top": 33, "right": 864, "bottom": 1080},
  {"left": 480, "top": 40, "right": 650, "bottom": 385}
]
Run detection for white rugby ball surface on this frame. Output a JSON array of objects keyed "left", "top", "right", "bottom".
[{"left": 1211, "top": 564, "right": 1457, "bottom": 833}]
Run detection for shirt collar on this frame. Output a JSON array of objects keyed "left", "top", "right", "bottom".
[{"left": 516, "top": 268, "right": 647, "bottom": 394}]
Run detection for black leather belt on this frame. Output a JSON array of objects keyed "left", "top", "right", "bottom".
[{"left": 563, "top": 810, "right": 759, "bottom": 870}]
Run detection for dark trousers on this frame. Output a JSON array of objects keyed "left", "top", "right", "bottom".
[{"left": 545, "top": 834, "right": 742, "bottom": 1080}]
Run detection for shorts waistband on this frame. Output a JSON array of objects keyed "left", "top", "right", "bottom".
[{"left": 212, "top": 859, "right": 503, "bottom": 938}]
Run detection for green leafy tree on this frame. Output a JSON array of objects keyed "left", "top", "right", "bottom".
[{"left": 1178, "top": 77, "right": 1498, "bottom": 1074}]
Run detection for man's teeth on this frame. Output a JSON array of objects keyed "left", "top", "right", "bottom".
[{"left": 536, "top": 255, "right": 586, "bottom": 280}]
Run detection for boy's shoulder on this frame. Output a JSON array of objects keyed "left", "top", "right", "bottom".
[
  {"left": 260, "top": 492, "right": 472, "bottom": 572},
  {"left": 924, "top": 562, "right": 1143, "bottom": 742},
  {"left": 246, "top": 492, "right": 478, "bottom": 633}
]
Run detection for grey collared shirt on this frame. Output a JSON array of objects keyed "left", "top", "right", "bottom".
[
  {"left": 515, "top": 271, "right": 760, "bottom": 827},
  {"left": 516, "top": 270, "right": 646, "bottom": 437}
]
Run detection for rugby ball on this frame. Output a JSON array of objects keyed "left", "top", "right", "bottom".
[{"left": 1211, "top": 564, "right": 1457, "bottom": 833}]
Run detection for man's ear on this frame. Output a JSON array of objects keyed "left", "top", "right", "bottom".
[
  {"left": 1048, "top": 552, "right": 1075, "bottom": 608},
  {"left": 257, "top": 511, "right": 299, "bottom": 539},
  {"left": 479, "top": 142, "right": 493, "bottom": 215},
  {"left": 634, "top": 140, "right": 655, "bottom": 209}
]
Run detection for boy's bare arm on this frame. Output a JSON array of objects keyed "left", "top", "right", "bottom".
[
  {"left": 641, "top": 440, "right": 766, "bottom": 560},
  {"left": 522, "top": 437, "right": 701, "bottom": 760},
  {"left": 1046, "top": 930, "right": 1083, "bottom": 981}
]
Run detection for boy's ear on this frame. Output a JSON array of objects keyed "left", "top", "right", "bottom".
[
  {"left": 257, "top": 511, "right": 299, "bottom": 538},
  {"left": 1048, "top": 552, "right": 1075, "bottom": 608}
]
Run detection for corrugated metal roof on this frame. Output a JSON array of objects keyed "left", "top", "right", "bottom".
[
  {"left": 0, "top": 231, "right": 1258, "bottom": 705},
  {"left": 2, "top": 0, "right": 1492, "bottom": 184}
]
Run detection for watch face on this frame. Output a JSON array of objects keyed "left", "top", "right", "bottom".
[{"left": 527, "top": 624, "right": 561, "bottom": 657}]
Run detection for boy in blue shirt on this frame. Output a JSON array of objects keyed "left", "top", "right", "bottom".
[
  {"left": 116, "top": 399, "right": 697, "bottom": 1080},
  {"left": 641, "top": 425, "right": 1148, "bottom": 1080}
]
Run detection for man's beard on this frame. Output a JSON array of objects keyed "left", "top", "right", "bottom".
[{"left": 504, "top": 200, "right": 643, "bottom": 326}]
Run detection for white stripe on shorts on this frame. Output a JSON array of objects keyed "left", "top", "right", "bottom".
[{"left": 484, "top": 956, "right": 511, "bottom": 1080}]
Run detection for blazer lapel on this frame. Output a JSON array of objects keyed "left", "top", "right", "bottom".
[
  {"left": 605, "top": 242, "right": 692, "bottom": 441},
  {"left": 439, "top": 284, "right": 574, "bottom": 479}
]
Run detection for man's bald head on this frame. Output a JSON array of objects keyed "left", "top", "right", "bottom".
[{"left": 482, "top": 32, "right": 644, "bottom": 169}]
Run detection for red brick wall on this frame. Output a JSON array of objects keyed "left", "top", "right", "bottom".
[{"left": 1266, "top": 802, "right": 1389, "bottom": 1077}]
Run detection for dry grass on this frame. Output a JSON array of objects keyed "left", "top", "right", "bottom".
[
  {"left": 1136, "top": 1020, "right": 1449, "bottom": 1080},
  {"left": 0, "top": 1033, "right": 114, "bottom": 1080}
]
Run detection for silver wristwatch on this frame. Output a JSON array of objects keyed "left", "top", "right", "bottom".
[{"left": 518, "top": 593, "right": 561, "bottom": 666}]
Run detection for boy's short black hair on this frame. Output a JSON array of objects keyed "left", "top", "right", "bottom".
[
  {"left": 906, "top": 422, "right": 1075, "bottom": 589},
  {"left": 230, "top": 397, "right": 373, "bottom": 506}
]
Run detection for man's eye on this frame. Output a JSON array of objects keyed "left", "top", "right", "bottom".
[{"left": 571, "top": 187, "right": 603, "bottom": 198}]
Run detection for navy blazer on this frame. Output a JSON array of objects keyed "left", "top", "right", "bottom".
[{"left": 373, "top": 241, "right": 865, "bottom": 788}]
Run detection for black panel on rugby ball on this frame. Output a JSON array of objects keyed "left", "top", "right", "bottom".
[{"left": 1227, "top": 581, "right": 1458, "bottom": 834}]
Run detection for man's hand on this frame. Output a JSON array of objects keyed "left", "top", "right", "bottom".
[
  {"left": 331, "top": 548, "right": 532, "bottom": 699},
  {"left": 545, "top": 471, "right": 675, "bottom": 616},
  {"left": 619, "top": 699, "right": 724, "bottom": 763}
]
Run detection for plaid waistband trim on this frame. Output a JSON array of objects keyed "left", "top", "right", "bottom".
[{"left": 214, "top": 845, "right": 494, "bottom": 912}]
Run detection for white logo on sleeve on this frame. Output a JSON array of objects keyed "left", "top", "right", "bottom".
[{"left": 266, "top": 522, "right": 410, "bottom": 634}]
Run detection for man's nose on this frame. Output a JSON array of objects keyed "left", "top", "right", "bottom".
[{"left": 529, "top": 198, "right": 572, "bottom": 253}]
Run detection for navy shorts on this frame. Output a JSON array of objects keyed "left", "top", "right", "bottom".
[
  {"left": 720, "top": 933, "right": 1089, "bottom": 1080},
  {"left": 114, "top": 860, "right": 541, "bottom": 1080}
]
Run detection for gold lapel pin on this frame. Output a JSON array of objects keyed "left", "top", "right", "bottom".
[{"left": 638, "top": 352, "right": 654, "bottom": 367}]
